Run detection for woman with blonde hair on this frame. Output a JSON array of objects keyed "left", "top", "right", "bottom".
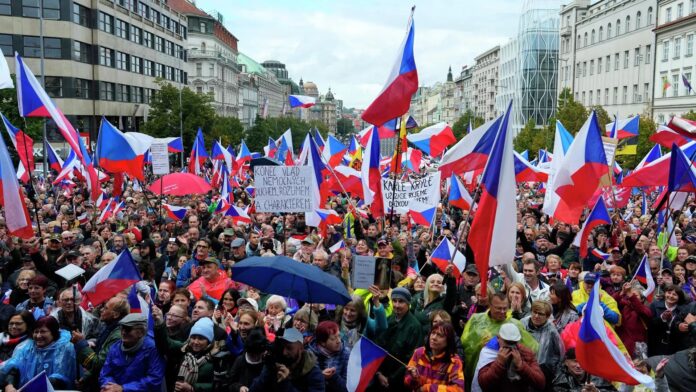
[
  {"left": 508, "top": 281, "right": 530, "bottom": 319},
  {"left": 411, "top": 268, "right": 457, "bottom": 322}
]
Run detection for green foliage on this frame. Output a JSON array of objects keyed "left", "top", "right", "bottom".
[
  {"left": 682, "top": 110, "right": 696, "bottom": 121},
  {"left": 556, "top": 88, "right": 587, "bottom": 134},
  {"left": 513, "top": 118, "right": 553, "bottom": 159},
  {"left": 452, "top": 110, "right": 484, "bottom": 140},
  {"left": 615, "top": 114, "right": 657, "bottom": 168},
  {"left": 336, "top": 117, "right": 355, "bottom": 139},
  {"left": 0, "top": 76, "right": 43, "bottom": 141},
  {"left": 590, "top": 105, "right": 611, "bottom": 131}
]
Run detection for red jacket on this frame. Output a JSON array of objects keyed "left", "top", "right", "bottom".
[
  {"left": 478, "top": 344, "right": 545, "bottom": 392},
  {"left": 616, "top": 293, "right": 651, "bottom": 356}
]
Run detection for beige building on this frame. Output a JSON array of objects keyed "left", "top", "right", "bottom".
[
  {"left": 298, "top": 79, "right": 337, "bottom": 133},
  {"left": 0, "top": 0, "right": 188, "bottom": 139},
  {"left": 454, "top": 65, "right": 474, "bottom": 118},
  {"left": 473, "top": 45, "right": 501, "bottom": 121}
]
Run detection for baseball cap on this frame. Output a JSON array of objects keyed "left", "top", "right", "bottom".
[
  {"left": 231, "top": 238, "right": 245, "bottom": 248},
  {"left": 686, "top": 255, "right": 696, "bottom": 264},
  {"left": 464, "top": 264, "right": 479, "bottom": 276},
  {"left": 223, "top": 228, "right": 235, "bottom": 237},
  {"left": 199, "top": 257, "right": 220, "bottom": 267},
  {"left": 583, "top": 273, "right": 597, "bottom": 283},
  {"left": 237, "top": 297, "right": 259, "bottom": 311},
  {"left": 278, "top": 328, "right": 304, "bottom": 344},
  {"left": 498, "top": 323, "right": 521, "bottom": 342},
  {"left": 301, "top": 238, "right": 314, "bottom": 245},
  {"left": 119, "top": 313, "right": 148, "bottom": 328}
]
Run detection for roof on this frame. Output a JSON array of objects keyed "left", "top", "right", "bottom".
[
  {"left": 237, "top": 53, "right": 269, "bottom": 76},
  {"left": 168, "top": 0, "right": 208, "bottom": 17}
]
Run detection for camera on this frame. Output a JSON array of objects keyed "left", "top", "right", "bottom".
[{"left": 262, "top": 240, "right": 274, "bottom": 251}]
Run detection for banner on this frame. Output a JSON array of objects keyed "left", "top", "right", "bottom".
[
  {"left": 254, "top": 166, "right": 315, "bottom": 213},
  {"left": 150, "top": 142, "right": 169, "bottom": 175},
  {"left": 381, "top": 171, "right": 441, "bottom": 214}
]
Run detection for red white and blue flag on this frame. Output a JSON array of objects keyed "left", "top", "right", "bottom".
[
  {"left": 188, "top": 128, "right": 208, "bottom": 175},
  {"left": 44, "top": 140, "right": 63, "bottom": 173},
  {"left": 288, "top": 94, "right": 316, "bottom": 108},
  {"left": 448, "top": 173, "right": 473, "bottom": 210},
  {"left": 360, "top": 127, "right": 384, "bottom": 218},
  {"left": 667, "top": 143, "right": 696, "bottom": 193},
  {"left": 315, "top": 209, "right": 342, "bottom": 225},
  {"left": 623, "top": 141, "right": 696, "bottom": 188},
  {"left": 542, "top": 120, "right": 574, "bottom": 218},
  {"left": 225, "top": 205, "right": 251, "bottom": 224},
  {"left": 264, "top": 136, "right": 278, "bottom": 158},
  {"left": 329, "top": 240, "right": 346, "bottom": 253},
  {"left": 407, "top": 122, "right": 455, "bottom": 157},
  {"left": 591, "top": 248, "right": 611, "bottom": 260},
  {"left": 650, "top": 124, "right": 690, "bottom": 148},
  {"left": 430, "top": 237, "right": 467, "bottom": 278},
  {"left": 632, "top": 255, "right": 656, "bottom": 302},
  {"left": 81, "top": 249, "right": 140, "bottom": 307},
  {"left": 96, "top": 117, "right": 153, "bottom": 180},
  {"left": 0, "top": 125, "right": 33, "bottom": 238},
  {"left": 408, "top": 201, "right": 436, "bottom": 227},
  {"left": 322, "top": 135, "right": 347, "bottom": 167},
  {"left": 606, "top": 116, "right": 639, "bottom": 140},
  {"left": 276, "top": 129, "right": 294, "bottom": 165},
  {"left": 1, "top": 113, "right": 34, "bottom": 183},
  {"left": 468, "top": 101, "right": 517, "bottom": 293},
  {"left": 513, "top": 151, "right": 548, "bottom": 183},
  {"left": 549, "top": 111, "right": 608, "bottom": 223},
  {"left": 361, "top": 8, "right": 418, "bottom": 126},
  {"left": 346, "top": 336, "right": 388, "bottom": 392},
  {"left": 162, "top": 203, "right": 187, "bottom": 221},
  {"left": 572, "top": 196, "right": 611, "bottom": 258},
  {"left": 634, "top": 144, "right": 662, "bottom": 171},
  {"left": 577, "top": 278, "right": 655, "bottom": 387},
  {"left": 439, "top": 116, "right": 501, "bottom": 177},
  {"left": 305, "top": 135, "right": 327, "bottom": 227},
  {"left": 236, "top": 140, "right": 253, "bottom": 166}
]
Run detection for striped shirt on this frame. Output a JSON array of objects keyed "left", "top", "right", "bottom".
[{"left": 404, "top": 347, "right": 465, "bottom": 391}]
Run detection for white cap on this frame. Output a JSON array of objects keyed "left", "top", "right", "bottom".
[
  {"left": 237, "top": 297, "right": 259, "bottom": 312},
  {"left": 498, "top": 323, "right": 521, "bottom": 342}
]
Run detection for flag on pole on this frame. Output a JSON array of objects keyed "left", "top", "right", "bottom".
[
  {"left": 1, "top": 113, "right": 34, "bottom": 183},
  {"left": 662, "top": 75, "right": 672, "bottom": 95},
  {"left": 683, "top": 73, "right": 693, "bottom": 94},
  {"left": 361, "top": 126, "right": 384, "bottom": 218},
  {"left": 572, "top": 196, "right": 611, "bottom": 258},
  {"left": 0, "top": 124, "right": 33, "bottom": 238},
  {"left": 346, "top": 336, "right": 388, "bottom": 392},
  {"left": 81, "top": 249, "right": 140, "bottom": 307},
  {"left": 631, "top": 255, "right": 656, "bottom": 302},
  {"left": 430, "top": 237, "right": 467, "bottom": 278}
]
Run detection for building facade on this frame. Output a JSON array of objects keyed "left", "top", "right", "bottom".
[
  {"left": 170, "top": 0, "right": 239, "bottom": 118},
  {"left": 559, "top": 0, "right": 657, "bottom": 118},
  {"left": 237, "top": 52, "right": 285, "bottom": 126},
  {"left": 454, "top": 65, "right": 474, "bottom": 118},
  {"left": 298, "top": 80, "right": 337, "bottom": 133},
  {"left": 496, "top": 38, "right": 520, "bottom": 130},
  {"left": 0, "top": 0, "right": 188, "bottom": 140},
  {"left": 472, "top": 45, "right": 500, "bottom": 121},
  {"left": 653, "top": 0, "right": 696, "bottom": 123}
]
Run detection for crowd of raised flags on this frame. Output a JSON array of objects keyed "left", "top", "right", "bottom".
[{"left": 0, "top": 6, "right": 695, "bottom": 392}]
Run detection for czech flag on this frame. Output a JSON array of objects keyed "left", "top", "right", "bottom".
[
  {"left": 513, "top": 151, "right": 549, "bottom": 183},
  {"left": 18, "top": 371, "right": 54, "bottom": 392},
  {"left": 361, "top": 8, "right": 417, "bottom": 126},
  {"left": 572, "top": 196, "right": 611, "bottom": 258},
  {"left": 605, "top": 116, "right": 639, "bottom": 140},
  {"left": 448, "top": 173, "right": 473, "bottom": 210},
  {"left": 591, "top": 248, "right": 611, "bottom": 260},
  {"left": 667, "top": 143, "right": 696, "bottom": 192},
  {"left": 322, "top": 135, "right": 348, "bottom": 167},
  {"left": 304, "top": 134, "right": 327, "bottom": 227},
  {"left": 542, "top": 120, "right": 574, "bottom": 218},
  {"left": 162, "top": 203, "right": 187, "bottom": 221},
  {"left": 346, "top": 336, "right": 388, "bottom": 392},
  {"left": 236, "top": 140, "right": 253, "bottom": 167},
  {"left": 430, "top": 237, "right": 467, "bottom": 278},
  {"left": 315, "top": 209, "right": 342, "bottom": 225},
  {"left": 632, "top": 255, "right": 655, "bottom": 302},
  {"left": 264, "top": 136, "right": 278, "bottom": 158},
  {"left": 15, "top": 53, "right": 83, "bottom": 161},
  {"left": 167, "top": 137, "right": 183, "bottom": 153},
  {"left": 468, "top": 101, "right": 517, "bottom": 293},
  {"left": 666, "top": 115, "right": 696, "bottom": 139},
  {"left": 313, "top": 129, "right": 325, "bottom": 151},
  {"left": 0, "top": 126, "right": 33, "bottom": 238},
  {"left": 407, "top": 122, "right": 456, "bottom": 157},
  {"left": 188, "top": 128, "right": 208, "bottom": 175},
  {"left": 408, "top": 201, "right": 436, "bottom": 227},
  {"left": 212, "top": 140, "right": 235, "bottom": 173},
  {"left": 401, "top": 147, "right": 422, "bottom": 173},
  {"left": 225, "top": 205, "right": 251, "bottom": 224},
  {"left": 635, "top": 144, "right": 661, "bottom": 170},
  {"left": 576, "top": 278, "right": 655, "bottom": 387},
  {"left": 1, "top": 113, "right": 34, "bottom": 183},
  {"left": 276, "top": 129, "right": 294, "bottom": 165},
  {"left": 439, "top": 116, "right": 502, "bottom": 177},
  {"left": 328, "top": 166, "right": 363, "bottom": 197},
  {"left": 96, "top": 117, "right": 152, "bottom": 181},
  {"left": 288, "top": 94, "right": 316, "bottom": 108},
  {"left": 44, "top": 140, "right": 63, "bottom": 173},
  {"left": 360, "top": 127, "right": 384, "bottom": 218},
  {"left": 650, "top": 124, "right": 690, "bottom": 148},
  {"left": 549, "top": 111, "right": 608, "bottom": 224},
  {"left": 622, "top": 141, "right": 696, "bottom": 188},
  {"left": 81, "top": 249, "right": 140, "bottom": 307},
  {"left": 329, "top": 240, "right": 346, "bottom": 253}
]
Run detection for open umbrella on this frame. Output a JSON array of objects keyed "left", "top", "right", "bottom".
[
  {"left": 231, "top": 256, "right": 351, "bottom": 305},
  {"left": 147, "top": 173, "right": 212, "bottom": 196}
]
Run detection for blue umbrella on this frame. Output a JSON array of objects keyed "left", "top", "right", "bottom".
[{"left": 231, "top": 256, "right": 351, "bottom": 305}]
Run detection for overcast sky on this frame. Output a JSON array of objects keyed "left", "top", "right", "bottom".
[{"left": 196, "top": 0, "right": 523, "bottom": 109}]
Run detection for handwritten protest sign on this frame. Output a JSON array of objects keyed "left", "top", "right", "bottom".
[
  {"left": 254, "top": 166, "right": 315, "bottom": 213},
  {"left": 381, "top": 172, "right": 441, "bottom": 214}
]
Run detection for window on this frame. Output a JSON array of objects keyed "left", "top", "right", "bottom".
[
  {"left": 624, "top": 50, "right": 629, "bottom": 68},
  {"left": 209, "top": 63, "right": 215, "bottom": 77},
  {"left": 200, "top": 21, "right": 207, "bottom": 33},
  {"left": 635, "top": 48, "right": 641, "bottom": 66},
  {"left": 22, "top": 36, "right": 41, "bottom": 57},
  {"left": 633, "top": 84, "right": 638, "bottom": 102},
  {"left": 589, "top": 90, "right": 593, "bottom": 105},
  {"left": 208, "top": 87, "right": 215, "bottom": 97},
  {"left": 648, "top": 7, "right": 654, "bottom": 24},
  {"left": 165, "top": 66, "right": 173, "bottom": 80},
  {"left": 196, "top": 86, "right": 203, "bottom": 94},
  {"left": 73, "top": 4, "right": 90, "bottom": 27},
  {"left": 659, "top": 114, "right": 665, "bottom": 124},
  {"left": 622, "top": 86, "right": 628, "bottom": 103},
  {"left": 676, "top": 37, "right": 682, "bottom": 58},
  {"left": 663, "top": 40, "right": 670, "bottom": 61},
  {"left": 22, "top": 0, "right": 39, "bottom": 18},
  {"left": 616, "top": 19, "right": 621, "bottom": 35},
  {"left": 116, "top": 19, "right": 128, "bottom": 39},
  {"left": 44, "top": 76, "right": 62, "bottom": 98},
  {"left": 646, "top": 44, "right": 652, "bottom": 63},
  {"left": 151, "top": 9, "right": 160, "bottom": 24},
  {"left": 597, "top": 89, "right": 601, "bottom": 105},
  {"left": 691, "top": 0, "right": 695, "bottom": 13},
  {"left": 131, "top": 56, "right": 141, "bottom": 73},
  {"left": 139, "top": 2, "right": 149, "bottom": 19},
  {"left": 116, "top": 84, "right": 130, "bottom": 102},
  {"left": 99, "top": 12, "right": 114, "bottom": 34},
  {"left": 99, "top": 47, "right": 113, "bottom": 67},
  {"left": 576, "top": 63, "right": 580, "bottom": 78},
  {"left": 155, "top": 36, "right": 163, "bottom": 52},
  {"left": 608, "top": 23, "right": 612, "bottom": 38},
  {"left": 116, "top": 52, "right": 128, "bottom": 70},
  {"left": 155, "top": 63, "right": 163, "bottom": 78},
  {"left": 661, "top": 73, "right": 669, "bottom": 97},
  {"left": 688, "top": 35, "right": 694, "bottom": 56},
  {"left": 685, "top": 73, "right": 692, "bottom": 95},
  {"left": 143, "top": 60, "right": 152, "bottom": 76},
  {"left": 636, "top": 11, "right": 642, "bottom": 29},
  {"left": 626, "top": 16, "right": 631, "bottom": 32},
  {"left": 584, "top": 32, "right": 588, "bottom": 46},
  {"left": 577, "top": 35, "right": 581, "bottom": 47},
  {"left": 644, "top": 82, "right": 650, "bottom": 101},
  {"left": 591, "top": 29, "right": 596, "bottom": 44},
  {"left": 590, "top": 60, "right": 594, "bottom": 75},
  {"left": 604, "top": 88, "right": 609, "bottom": 105},
  {"left": 130, "top": 26, "right": 141, "bottom": 44},
  {"left": 667, "top": 7, "right": 672, "bottom": 23},
  {"left": 144, "top": 88, "right": 152, "bottom": 104},
  {"left": 599, "top": 26, "right": 604, "bottom": 41},
  {"left": 143, "top": 31, "right": 153, "bottom": 48},
  {"left": 614, "top": 53, "right": 619, "bottom": 70},
  {"left": 73, "top": 41, "right": 91, "bottom": 63},
  {"left": 165, "top": 40, "right": 173, "bottom": 56},
  {"left": 0, "top": 34, "right": 13, "bottom": 54},
  {"left": 196, "top": 63, "right": 202, "bottom": 76},
  {"left": 42, "top": 0, "right": 60, "bottom": 19},
  {"left": 678, "top": 3, "right": 684, "bottom": 18},
  {"left": 673, "top": 74, "right": 680, "bottom": 96},
  {"left": 133, "top": 86, "right": 143, "bottom": 103},
  {"left": 99, "top": 81, "right": 114, "bottom": 100},
  {"left": 597, "top": 58, "right": 602, "bottom": 74},
  {"left": 0, "top": 0, "right": 10, "bottom": 15},
  {"left": 613, "top": 87, "right": 618, "bottom": 104},
  {"left": 74, "top": 78, "right": 91, "bottom": 99}
]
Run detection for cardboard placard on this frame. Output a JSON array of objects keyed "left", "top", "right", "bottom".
[{"left": 381, "top": 171, "right": 441, "bottom": 214}]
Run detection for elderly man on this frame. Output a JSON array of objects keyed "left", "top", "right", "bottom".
[
  {"left": 100, "top": 313, "right": 164, "bottom": 392},
  {"left": 188, "top": 257, "right": 233, "bottom": 301},
  {"left": 176, "top": 239, "right": 211, "bottom": 288}
]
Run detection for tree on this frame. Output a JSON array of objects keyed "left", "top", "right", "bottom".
[
  {"left": 682, "top": 110, "right": 696, "bottom": 121},
  {"left": 0, "top": 78, "right": 43, "bottom": 141},
  {"left": 142, "top": 80, "right": 217, "bottom": 151},
  {"left": 209, "top": 116, "right": 244, "bottom": 147},
  {"left": 452, "top": 110, "right": 484, "bottom": 140},
  {"left": 589, "top": 105, "right": 611, "bottom": 132},
  {"left": 246, "top": 116, "right": 330, "bottom": 153},
  {"left": 336, "top": 117, "right": 355, "bottom": 139},
  {"left": 513, "top": 118, "right": 553, "bottom": 159},
  {"left": 556, "top": 88, "right": 588, "bottom": 134}
]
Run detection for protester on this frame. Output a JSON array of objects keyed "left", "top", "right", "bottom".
[
  {"left": 404, "top": 321, "right": 464, "bottom": 391},
  {"left": 0, "top": 311, "right": 34, "bottom": 361}
]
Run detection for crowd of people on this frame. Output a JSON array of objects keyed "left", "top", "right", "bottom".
[{"left": 0, "top": 172, "right": 694, "bottom": 392}]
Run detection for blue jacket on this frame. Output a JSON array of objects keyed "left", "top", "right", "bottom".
[
  {"left": 176, "top": 258, "right": 199, "bottom": 288},
  {"left": 99, "top": 336, "right": 165, "bottom": 392},
  {"left": 308, "top": 341, "right": 349, "bottom": 392}
]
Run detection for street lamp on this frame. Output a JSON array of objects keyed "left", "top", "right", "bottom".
[{"left": 178, "top": 47, "right": 186, "bottom": 169}]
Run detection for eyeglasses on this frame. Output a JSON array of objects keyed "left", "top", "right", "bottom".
[
  {"left": 196, "top": 245, "right": 209, "bottom": 249},
  {"left": 8, "top": 322, "right": 25, "bottom": 327},
  {"left": 166, "top": 313, "right": 184, "bottom": 319}
]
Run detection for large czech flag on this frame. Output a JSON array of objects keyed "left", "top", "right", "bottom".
[
  {"left": 0, "top": 127, "right": 33, "bottom": 238},
  {"left": 468, "top": 101, "right": 516, "bottom": 294},
  {"left": 439, "top": 116, "right": 502, "bottom": 177},
  {"left": 81, "top": 249, "right": 140, "bottom": 307},
  {"left": 622, "top": 141, "right": 696, "bottom": 188},
  {"left": 667, "top": 142, "right": 696, "bottom": 192},
  {"left": 542, "top": 120, "right": 574, "bottom": 218},
  {"left": 430, "top": 237, "right": 467, "bottom": 278},
  {"left": 448, "top": 173, "right": 473, "bottom": 210},
  {"left": 96, "top": 117, "right": 153, "bottom": 180},
  {"left": 577, "top": 277, "right": 655, "bottom": 387},
  {"left": 361, "top": 8, "right": 417, "bottom": 126},
  {"left": 572, "top": 196, "right": 611, "bottom": 258},
  {"left": 407, "top": 122, "right": 455, "bottom": 157},
  {"left": 549, "top": 111, "right": 608, "bottom": 224}
]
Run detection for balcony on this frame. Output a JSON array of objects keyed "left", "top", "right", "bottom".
[
  {"left": 560, "top": 26, "right": 572, "bottom": 37},
  {"left": 188, "top": 49, "right": 239, "bottom": 69}
]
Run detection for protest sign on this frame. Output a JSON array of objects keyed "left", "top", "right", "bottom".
[
  {"left": 150, "top": 142, "right": 169, "bottom": 175},
  {"left": 351, "top": 255, "right": 376, "bottom": 290},
  {"left": 254, "top": 166, "right": 315, "bottom": 213},
  {"left": 381, "top": 172, "right": 441, "bottom": 214}
]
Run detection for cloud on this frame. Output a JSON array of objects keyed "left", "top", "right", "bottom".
[{"left": 197, "top": 0, "right": 521, "bottom": 108}]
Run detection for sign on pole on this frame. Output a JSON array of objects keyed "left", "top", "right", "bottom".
[
  {"left": 381, "top": 171, "right": 441, "bottom": 214},
  {"left": 150, "top": 142, "right": 169, "bottom": 175},
  {"left": 254, "top": 166, "right": 315, "bottom": 213}
]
